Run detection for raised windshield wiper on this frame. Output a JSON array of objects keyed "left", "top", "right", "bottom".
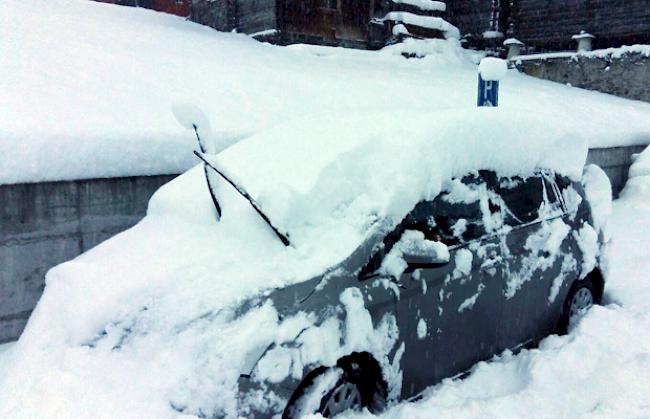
[
  {"left": 193, "top": 124, "right": 222, "bottom": 220},
  {"left": 193, "top": 150, "right": 292, "bottom": 247}
]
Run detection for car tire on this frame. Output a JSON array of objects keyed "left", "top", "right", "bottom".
[
  {"left": 283, "top": 366, "right": 369, "bottom": 418},
  {"left": 556, "top": 278, "right": 596, "bottom": 335}
]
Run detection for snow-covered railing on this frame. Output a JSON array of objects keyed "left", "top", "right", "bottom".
[
  {"left": 390, "top": 0, "right": 446, "bottom": 12},
  {"left": 511, "top": 45, "right": 650, "bottom": 62},
  {"left": 381, "top": 11, "right": 460, "bottom": 39}
]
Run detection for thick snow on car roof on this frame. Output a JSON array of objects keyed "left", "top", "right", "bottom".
[
  {"left": 1, "top": 108, "right": 588, "bottom": 418},
  {"left": 201, "top": 107, "right": 586, "bottom": 246}
]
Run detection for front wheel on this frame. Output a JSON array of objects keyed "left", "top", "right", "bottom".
[
  {"left": 557, "top": 278, "right": 595, "bottom": 334},
  {"left": 284, "top": 367, "right": 366, "bottom": 418}
]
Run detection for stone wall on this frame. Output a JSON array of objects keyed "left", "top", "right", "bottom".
[
  {"left": 1, "top": 144, "right": 646, "bottom": 343},
  {"left": 0, "top": 175, "right": 175, "bottom": 343},
  {"left": 515, "top": 49, "right": 650, "bottom": 103}
]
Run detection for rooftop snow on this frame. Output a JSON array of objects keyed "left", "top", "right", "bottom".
[{"left": 2, "top": 0, "right": 650, "bottom": 185}]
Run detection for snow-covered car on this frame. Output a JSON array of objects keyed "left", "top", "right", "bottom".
[
  {"left": 238, "top": 169, "right": 606, "bottom": 418},
  {"left": 0, "top": 109, "right": 609, "bottom": 419}
]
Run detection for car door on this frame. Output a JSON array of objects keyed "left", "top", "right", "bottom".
[
  {"left": 388, "top": 173, "right": 509, "bottom": 398},
  {"left": 496, "top": 171, "right": 574, "bottom": 347}
]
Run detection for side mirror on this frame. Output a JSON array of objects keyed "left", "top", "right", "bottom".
[{"left": 399, "top": 230, "right": 450, "bottom": 266}]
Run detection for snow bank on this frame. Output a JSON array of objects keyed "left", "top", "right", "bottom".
[
  {"left": 620, "top": 145, "right": 650, "bottom": 200},
  {"left": 582, "top": 164, "right": 612, "bottom": 232},
  {"left": 2, "top": 0, "right": 650, "bottom": 184},
  {"left": 1, "top": 107, "right": 591, "bottom": 418},
  {"left": 478, "top": 57, "right": 508, "bottom": 81}
]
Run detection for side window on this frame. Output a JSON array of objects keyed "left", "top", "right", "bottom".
[
  {"left": 360, "top": 174, "right": 493, "bottom": 277},
  {"left": 496, "top": 175, "right": 544, "bottom": 226}
]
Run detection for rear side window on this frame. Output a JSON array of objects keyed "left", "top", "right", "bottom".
[{"left": 496, "top": 175, "right": 544, "bottom": 225}]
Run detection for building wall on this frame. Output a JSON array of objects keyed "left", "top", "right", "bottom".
[
  {"left": 514, "top": 0, "right": 650, "bottom": 50},
  {"left": 0, "top": 175, "right": 176, "bottom": 343},
  {"left": 446, "top": 0, "right": 650, "bottom": 51},
  {"left": 152, "top": 0, "right": 190, "bottom": 17},
  {"left": 237, "top": 0, "right": 277, "bottom": 34},
  {"left": 446, "top": 0, "right": 495, "bottom": 41},
  {"left": 277, "top": 0, "right": 372, "bottom": 46}
]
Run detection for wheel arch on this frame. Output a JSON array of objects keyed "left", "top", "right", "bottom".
[
  {"left": 586, "top": 268, "right": 605, "bottom": 303},
  {"left": 282, "top": 351, "right": 387, "bottom": 418}
]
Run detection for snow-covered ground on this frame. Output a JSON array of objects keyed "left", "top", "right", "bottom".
[
  {"left": 342, "top": 147, "right": 650, "bottom": 419},
  {"left": 0, "top": 342, "right": 15, "bottom": 374},
  {"left": 2, "top": 0, "right": 650, "bottom": 184}
]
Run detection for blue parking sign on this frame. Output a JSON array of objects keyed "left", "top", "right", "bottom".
[{"left": 477, "top": 75, "right": 499, "bottom": 107}]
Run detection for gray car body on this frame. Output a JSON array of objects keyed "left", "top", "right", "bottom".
[{"left": 235, "top": 170, "right": 605, "bottom": 418}]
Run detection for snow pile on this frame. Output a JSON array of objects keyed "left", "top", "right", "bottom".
[
  {"left": 620, "top": 146, "right": 650, "bottom": 200},
  {"left": 1, "top": 0, "right": 650, "bottom": 184},
  {"left": 380, "top": 230, "right": 450, "bottom": 278},
  {"left": 582, "top": 164, "right": 612, "bottom": 233},
  {"left": 478, "top": 57, "right": 508, "bottom": 81},
  {"left": 0, "top": 108, "right": 591, "bottom": 418},
  {"left": 620, "top": 147, "right": 650, "bottom": 205},
  {"left": 0, "top": 343, "right": 15, "bottom": 377}
]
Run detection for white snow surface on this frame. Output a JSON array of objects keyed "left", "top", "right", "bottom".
[
  {"left": 391, "top": 0, "right": 447, "bottom": 12},
  {"left": 478, "top": 57, "right": 508, "bottom": 81},
  {"left": 342, "top": 150, "right": 650, "bottom": 419},
  {"left": 620, "top": 145, "right": 650, "bottom": 200},
  {"left": 1, "top": 106, "right": 592, "bottom": 418},
  {"left": 2, "top": 0, "right": 650, "bottom": 185},
  {"left": 382, "top": 12, "right": 460, "bottom": 39}
]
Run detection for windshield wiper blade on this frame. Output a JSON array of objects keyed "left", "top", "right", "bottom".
[
  {"left": 192, "top": 124, "right": 222, "bottom": 220},
  {"left": 193, "top": 150, "right": 291, "bottom": 247}
]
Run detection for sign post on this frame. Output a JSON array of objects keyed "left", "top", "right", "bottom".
[
  {"left": 477, "top": 75, "right": 499, "bottom": 107},
  {"left": 477, "top": 57, "right": 508, "bottom": 107}
]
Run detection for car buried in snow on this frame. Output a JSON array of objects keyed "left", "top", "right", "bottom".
[
  {"left": 0, "top": 110, "right": 610, "bottom": 419},
  {"left": 236, "top": 168, "right": 607, "bottom": 418}
]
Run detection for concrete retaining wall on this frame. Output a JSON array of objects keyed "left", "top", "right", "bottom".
[
  {"left": 587, "top": 145, "right": 648, "bottom": 196},
  {"left": 0, "top": 175, "right": 176, "bottom": 343},
  {"left": 0, "top": 144, "right": 647, "bottom": 343}
]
